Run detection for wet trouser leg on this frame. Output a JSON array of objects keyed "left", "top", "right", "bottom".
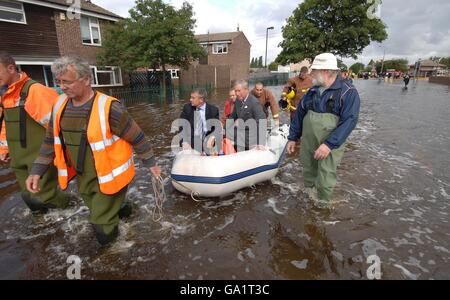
[
  {"left": 300, "top": 145, "right": 318, "bottom": 188},
  {"left": 316, "top": 149, "right": 345, "bottom": 201},
  {"left": 80, "top": 184, "right": 128, "bottom": 245},
  {"left": 13, "top": 165, "right": 69, "bottom": 212}
]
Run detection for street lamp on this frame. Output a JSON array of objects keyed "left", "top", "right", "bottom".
[{"left": 265, "top": 26, "right": 274, "bottom": 69}]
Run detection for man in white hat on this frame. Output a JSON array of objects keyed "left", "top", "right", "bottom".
[{"left": 287, "top": 53, "right": 360, "bottom": 209}]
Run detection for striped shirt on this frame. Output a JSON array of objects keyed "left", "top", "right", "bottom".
[{"left": 31, "top": 94, "right": 155, "bottom": 177}]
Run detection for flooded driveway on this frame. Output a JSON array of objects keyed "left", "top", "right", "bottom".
[{"left": 0, "top": 79, "right": 449, "bottom": 279}]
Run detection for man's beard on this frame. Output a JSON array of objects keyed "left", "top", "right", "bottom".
[{"left": 312, "top": 73, "right": 325, "bottom": 87}]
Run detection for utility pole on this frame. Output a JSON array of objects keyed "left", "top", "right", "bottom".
[
  {"left": 380, "top": 48, "right": 386, "bottom": 76},
  {"left": 265, "top": 26, "right": 274, "bottom": 69}
]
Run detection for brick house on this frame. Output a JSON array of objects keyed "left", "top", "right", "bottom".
[
  {"left": 409, "top": 59, "right": 447, "bottom": 77},
  {"left": 0, "top": 0, "right": 123, "bottom": 87},
  {"left": 180, "top": 31, "right": 251, "bottom": 89}
]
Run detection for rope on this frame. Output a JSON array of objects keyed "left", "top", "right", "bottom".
[
  {"left": 151, "top": 175, "right": 167, "bottom": 222},
  {"left": 170, "top": 176, "right": 205, "bottom": 203}
]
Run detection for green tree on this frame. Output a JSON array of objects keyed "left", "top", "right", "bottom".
[
  {"left": 375, "top": 59, "right": 408, "bottom": 73},
  {"left": 258, "top": 56, "right": 263, "bottom": 68},
  {"left": 439, "top": 57, "right": 450, "bottom": 69},
  {"left": 350, "top": 62, "right": 365, "bottom": 74},
  {"left": 276, "top": 0, "right": 388, "bottom": 65},
  {"left": 268, "top": 61, "right": 278, "bottom": 71},
  {"left": 250, "top": 58, "right": 255, "bottom": 68},
  {"left": 98, "top": 0, "right": 205, "bottom": 96}
]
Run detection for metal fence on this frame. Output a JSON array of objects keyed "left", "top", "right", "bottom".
[
  {"left": 249, "top": 72, "right": 290, "bottom": 86},
  {"left": 105, "top": 83, "right": 215, "bottom": 106}
]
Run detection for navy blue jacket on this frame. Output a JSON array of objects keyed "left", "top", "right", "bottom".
[{"left": 288, "top": 77, "right": 360, "bottom": 150}]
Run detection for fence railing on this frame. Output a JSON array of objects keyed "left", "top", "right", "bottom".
[
  {"left": 249, "top": 73, "right": 290, "bottom": 86},
  {"left": 105, "top": 83, "right": 215, "bottom": 106}
]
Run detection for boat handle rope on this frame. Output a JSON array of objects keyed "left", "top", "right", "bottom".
[{"left": 169, "top": 176, "right": 205, "bottom": 203}]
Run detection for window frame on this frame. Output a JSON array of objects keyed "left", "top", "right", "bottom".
[
  {"left": 0, "top": 0, "right": 27, "bottom": 24},
  {"left": 212, "top": 43, "right": 228, "bottom": 55},
  {"left": 90, "top": 66, "right": 123, "bottom": 87},
  {"left": 170, "top": 69, "right": 180, "bottom": 79},
  {"left": 81, "top": 16, "right": 102, "bottom": 46}
]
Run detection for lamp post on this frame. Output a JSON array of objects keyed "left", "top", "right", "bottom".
[{"left": 265, "top": 26, "right": 274, "bottom": 69}]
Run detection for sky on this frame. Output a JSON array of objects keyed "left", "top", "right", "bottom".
[{"left": 92, "top": 0, "right": 450, "bottom": 67}]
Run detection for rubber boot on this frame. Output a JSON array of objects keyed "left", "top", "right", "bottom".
[
  {"left": 92, "top": 224, "right": 119, "bottom": 246},
  {"left": 21, "top": 192, "right": 56, "bottom": 214},
  {"left": 118, "top": 202, "right": 133, "bottom": 220}
]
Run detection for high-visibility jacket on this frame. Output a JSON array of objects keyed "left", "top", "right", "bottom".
[
  {"left": 52, "top": 92, "right": 135, "bottom": 195},
  {"left": 0, "top": 73, "right": 56, "bottom": 154}
]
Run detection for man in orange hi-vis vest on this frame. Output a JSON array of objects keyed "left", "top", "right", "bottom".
[
  {"left": 26, "top": 56, "right": 161, "bottom": 246},
  {"left": 0, "top": 52, "right": 71, "bottom": 213}
]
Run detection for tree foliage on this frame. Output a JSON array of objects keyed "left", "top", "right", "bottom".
[
  {"left": 375, "top": 59, "right": 409, "bottom": 73},
  {"left": 350, "top": 62, "right": 365, "bottom": 74},
  {"left": 97, "top": 0, "right": 205, "bottom": 73},
  {"left": 268, "top": 61, "right": 278, "bottom": 71},
  {"left": 276, "top": 0, "right": 388, "bottom": 65}
]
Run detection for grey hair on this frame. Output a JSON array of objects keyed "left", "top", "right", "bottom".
[
  {"left": 51, "top": 56, "right": 91, "bottom": 79},
  {"left": 192, "top": 88, "right": 208, "bottom": 100},
  {"left": 234, "top": 80, "right": 249, "bottom": 90}
]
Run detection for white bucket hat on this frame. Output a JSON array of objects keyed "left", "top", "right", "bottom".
[{"left": 311, "top": 53, "right": 339, "bottom": 70}]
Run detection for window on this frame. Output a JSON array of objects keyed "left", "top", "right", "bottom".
[
  {"left": 170, "top": 69, "right": 180, "bottom": 79},
  {"left": 81, "top": 16, "right": 101, "bottom": 45},
  {"left": 0, "top": 0, "right": 26, "bottom": 24},
  {"left": 90, "top": 66, "right": 122, "bottom": 87},
  {"left": 212, "top": 43, "right": 228, "bottom": 54}
]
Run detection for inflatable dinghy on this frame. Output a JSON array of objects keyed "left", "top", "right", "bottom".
[{"left": 171, "top": 125, "right": 289, "bottom": 197}]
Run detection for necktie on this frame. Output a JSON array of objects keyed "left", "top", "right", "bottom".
[{"left": 194, "top": 107, "right": 204, "bottom": 138}]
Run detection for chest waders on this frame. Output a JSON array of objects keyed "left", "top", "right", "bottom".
[
  {"left": 1, "top": 80, "right": 68, "bottom": 212},
  {"left": 300, "top": 91, "right": 346, "bottom": 202},
  {"left": 58, "top": 99, "right": 127, "bottom": 245}
]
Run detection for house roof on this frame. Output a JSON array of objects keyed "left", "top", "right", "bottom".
[
  {"left": 38, "top": 0, "right": 121, "bottom": 19},
  {"left": 196, "top": 32, "right": 244, "bottom": 43},
  {"left": 415, "top": 59, "right": 446, "bottom": 68}
]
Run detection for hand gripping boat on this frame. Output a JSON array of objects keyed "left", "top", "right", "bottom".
[{"left": 171, "top": 125, "right": 289, "bottom": 198}]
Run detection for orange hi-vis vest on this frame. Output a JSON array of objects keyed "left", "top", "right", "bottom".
[
  {"left": 0, "top": 73, "right": 56, "bottom": 154},
  {"left": 52, "top": 92, "right": 135, "bottom": 195}
]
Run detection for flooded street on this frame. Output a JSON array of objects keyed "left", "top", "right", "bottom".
[{"left": 0, "top": 79, "right": 449, "bottom": 280}]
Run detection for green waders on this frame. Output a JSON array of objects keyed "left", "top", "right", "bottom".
[
  {"left": 300, "top": 111, "right": 346, "bottom": 203},
  {"left": 3, "top": 103, "right": 69, "bottom": 212},
  {"left": 61, "top": 120, "right": 127, "bottom": 245}
]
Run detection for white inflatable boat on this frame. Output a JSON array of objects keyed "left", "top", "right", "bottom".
[{"left": 171, "top": 125, "right": 289, "bottom": 198}]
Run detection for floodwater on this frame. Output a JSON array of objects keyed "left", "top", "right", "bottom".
[{"left": 0, "top": 79, "right": 449, "bottom": 280}]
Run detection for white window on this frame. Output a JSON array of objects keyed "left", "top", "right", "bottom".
[
  {"left": 0, "top": 0, "right": 26, "bottom": 24},
  {"left": 170, "top": 69, "right": 180, "bottom": 79},
  {"left": 81, "top": 16, "right": 101, "bottom": 45},
  {"left": 90, "top": 66, "right": 122, "bottom": 87},
  {"left": 212, "top": 43, "right": 228, "bottom": 54}
]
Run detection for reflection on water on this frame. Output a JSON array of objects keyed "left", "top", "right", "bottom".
[{"left": 0, "top": 80, "right": 449, "bottom": 279}]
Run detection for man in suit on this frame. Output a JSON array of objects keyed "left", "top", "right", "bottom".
[
  {"left": 179, "top": 88, "right": 220, "bottom": 154},
  {"left": 227, "top": 80, "right": 267, "bottom": 151}
]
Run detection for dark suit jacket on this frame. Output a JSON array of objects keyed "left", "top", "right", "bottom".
[
  {"left": 227, "top": 93, "right": 267, "bottom": 148},
  {"left": 179, "top": 103, "right": 220, "bottom": 148}
]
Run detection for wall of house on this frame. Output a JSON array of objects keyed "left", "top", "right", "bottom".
[
  {"left": 229, "top": 33, "right": 250, "bottom": 83},
  {"left": 429, "top": 76, "right": 450, "bottom": 86},
  {"left": 203, "top": 33, "right": 250, "bottom": 83},
  {"left": 0, "top": 3, "right": 59, "bottom": 58},
  {"left": 54, "top": 11, "right": 113, "bottom": 65}
]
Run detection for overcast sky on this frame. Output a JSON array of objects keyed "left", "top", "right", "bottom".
[{"left": 92, "top": 0, "right": 450, "bottom": 67}]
